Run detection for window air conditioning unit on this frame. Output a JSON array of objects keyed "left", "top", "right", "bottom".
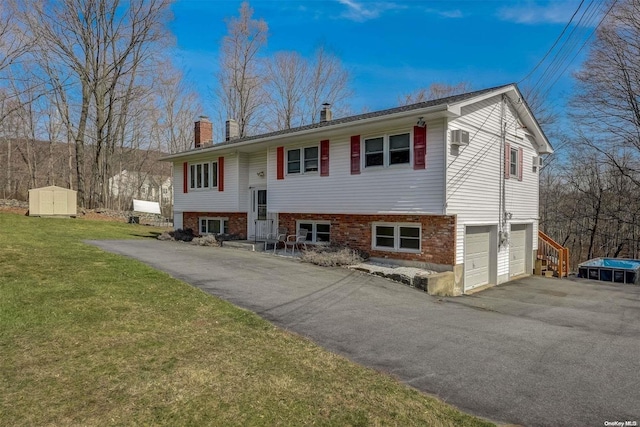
[
  {"left": 451, "top": 129, "right": 470, "bottom": 146},
  {"left": 533, "top": 155, "right": 543, "bottom": 169}
]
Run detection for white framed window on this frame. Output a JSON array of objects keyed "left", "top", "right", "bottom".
[
  {"left": 287, "top": 146, "right": 318, "bottom": 174},
  {"left": 372, "top": 223, "right": 421, "bottom": 252},
  {"left": 199, "top": 217, "right": 228, "bottom": 235},
  {"left": 189, "top": 161, "right": 217, "bottom": 190},
  {"left": 510, "top": 147, "right": 518, "bottom": 177},
  {"left": 364, "top": 132, "right": 410, "bottom": 168},
  {"left": 297, "top": 220, "right": 331, "bottom": 243}
]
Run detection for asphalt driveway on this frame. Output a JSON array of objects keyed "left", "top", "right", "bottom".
[{"left": 89, "top": 240, "right": 640, "bottom": 427}]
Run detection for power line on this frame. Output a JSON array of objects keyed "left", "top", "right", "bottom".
[
  {"left": 529, "top": 0, "right": 601, "bottom": 95},
  {"left": 519, "top": 0, "right": 617, "bottom": 99},
  {"left": 518, "top": 0, "right": 585, "bottom": 84},
  {"left": 538, "top": 0, "right": 619, "bottom": 101}
]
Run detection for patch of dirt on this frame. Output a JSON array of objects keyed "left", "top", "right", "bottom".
[
  {"left": 0, "top": 206, "right": 28, "bottom": 216},
  {"left": 78, "top": 210, "right": 127, "bottom": 222},
  {"left": 0, "top": 199, "right": 126, "bottom": 222}
]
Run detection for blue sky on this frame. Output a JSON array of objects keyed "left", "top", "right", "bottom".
[{"left": 169, "top": 0, "right": 603, "bottom": 118}]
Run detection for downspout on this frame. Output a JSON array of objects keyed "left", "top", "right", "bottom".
[
  {"left": 499, "top": 95, "right": 507, "bottom": 247},
  {"left": 443, "top": 118, "right": 448, "bottom": 215}
]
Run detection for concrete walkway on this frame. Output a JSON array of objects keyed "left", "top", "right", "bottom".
[{"left": 89, "top": 240, "right": 640, "bottom": 427}]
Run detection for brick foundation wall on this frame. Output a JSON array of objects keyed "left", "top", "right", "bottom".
[
  {"left": 183, "top": 212, "right": 247, "bottom": 239},
  {"left": 278, "top": 213, "right": 456, "bottom": 265}
]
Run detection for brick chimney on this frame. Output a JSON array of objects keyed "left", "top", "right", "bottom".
[
  {"left": 225, "top": 119, "right": 239, "bottom": 141},
  {"left": 194, "top": 116, "right": 213, "bottom": 148},
  {"left": 320, "top": 103, "right": 332, "bottom": 122}
]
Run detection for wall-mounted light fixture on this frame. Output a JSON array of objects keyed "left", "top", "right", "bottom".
[
  {"left": 416, "top": 117, "right": 426, "bottom": 128},
  {"left": 256, "top": 171, "right": 265, "bottom": 178}
]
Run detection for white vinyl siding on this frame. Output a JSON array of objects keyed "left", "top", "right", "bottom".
[
  {"left": 237, "top": 152, "right": 250, "bottom": 211},
  {"left": 173, "top": 212, "right": 183, "bottom": 230},
  {"left": 446, "top": 95, "right": 540, "bottom": 284},
  {"left": 268, "top": 121, "right": 446, "bottom": 214},
  {"left": 173, "top": 155, "right": 240, "bottom": 212}
]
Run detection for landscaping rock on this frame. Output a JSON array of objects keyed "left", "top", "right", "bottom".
[
  {"left": 157, "top": 231, "right": 174, "bottom": 241},
  {"left": 191, "top": 234, "right": 220, "bottom": 246}
]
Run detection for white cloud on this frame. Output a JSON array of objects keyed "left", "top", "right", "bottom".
[
  {"left": 336, "top": 0, "right": 404, "bottom": 22},
  {"left": 435, "top": 9, "right": 463, "bottom": 19},
  {"left": 498, "top": 1, "right": 583, "bottom": 25},
  {"left": 421, "top": 7, "right": 464, "bottom": 19}
]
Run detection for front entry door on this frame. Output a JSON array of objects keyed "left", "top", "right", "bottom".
[{"left": 249, "top": 188, "right": 270, "bottom": 240}]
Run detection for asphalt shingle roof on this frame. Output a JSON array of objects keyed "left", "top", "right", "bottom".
[{"left": 168, "top": 83, "right": 515, "bottom": 157}]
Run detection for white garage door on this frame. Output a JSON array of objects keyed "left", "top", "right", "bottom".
[
  {"left": 510, "top": 224, "right": 526, "bottom": 277},
  {"left": 465, "top": 226, "right": 491, "bottom": 290}
]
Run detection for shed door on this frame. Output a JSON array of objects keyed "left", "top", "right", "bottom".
[
  {"left": 465, "top": 226, "right": 491, "bottom": 290},
  {"left": 53, "top": 190, "right": 67, "bottom": 215},
  {"left": 510, "top": 224, "right": 527, "bottom": 277},
  {"left": 40, "top": 190, "right": 54, "bottom": 215}
]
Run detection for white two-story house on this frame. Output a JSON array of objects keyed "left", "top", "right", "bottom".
[{"left": 162, "top": 84, "right": 553, "bottom": 293}]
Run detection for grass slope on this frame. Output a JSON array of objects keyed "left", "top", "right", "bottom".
[{"left": 0, "top": 212, "right": 493, "bottom": 426}]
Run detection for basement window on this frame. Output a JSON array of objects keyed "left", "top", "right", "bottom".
[
  {"left": 297, "top": 221, "right": 331, "bottom": 243},
  {"left": 372, "top": 223, "right": 421, "bottom": 252},
  {"left": 200, "top": 217, "right": 228, "bottom": 235}
]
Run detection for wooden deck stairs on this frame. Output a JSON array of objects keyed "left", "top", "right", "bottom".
[{"left": 536, "top": 231, "right": 570, "bottom": 278}]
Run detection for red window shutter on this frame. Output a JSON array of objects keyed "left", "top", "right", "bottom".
[
  {"left": 350, "top": 135, "right": 360, "bottom": 175},
  {"left": 413, "top": 125, "right": 427, "bottom": 170},
  {"left": 183, "top": 162, "right": 188, "bottom": 193},
  {"left": 504, "top": 143, "right": 511, "bottom": 179},
  {"left": 320, "top": 140, "right": 330, "bottom": 176},
  {"left": 518, "top": 147, "right": 523, "bottom": 181},
  {"left": 218, "top": 156, "right": 224, "bottom": 191},
  {"left": 277, "top": 146, "right": 284, "bottom": 180}
]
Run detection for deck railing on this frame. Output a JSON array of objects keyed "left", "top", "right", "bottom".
[{"left": 537, "top": 230, "right": 569, "bottom": 277}]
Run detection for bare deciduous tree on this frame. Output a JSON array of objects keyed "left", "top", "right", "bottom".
[
  {"left": 216, "top": 1, "right": 268, "bottom": 138},
  {"left": 304, "top": 46, "right": 351, "bottom": 124},
  {"left": 265, "top": 51, "right": 307, "bottom": 130},
  {"left": 398, "top": 82, "right": 472, "bottom": 106},
  {"left": 571, "top": 0, "right": 640, "bottom": 182},
  {"left": 153, "top": 64, "right": 201, "bottom": 153},
  {"left": 263, "top": 46, "right": 351, "bottom": 130},
  {"left": 0, "top": 1, "right": 31, "bottom": 74},
  {"left": 21, "top": 0, "right": 172, "bottom": 207}
]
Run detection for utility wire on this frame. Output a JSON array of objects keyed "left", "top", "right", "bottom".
[
  {"left": 529, "top": 0, "right": 601, "bottom": 95},
  {"left": 538, "top": 0, "right": 619, "bottom": 101},
  {"left": 521, "top": 0, "right": 618, "bottom": 100},
  {"left": 518, "top": 0, "right": 585, "bottom": 84}
]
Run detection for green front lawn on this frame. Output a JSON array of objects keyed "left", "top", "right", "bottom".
[{"left": 0, "top": 212, "right": 493, "bottom": 426}]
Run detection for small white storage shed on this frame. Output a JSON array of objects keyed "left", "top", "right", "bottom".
[{"left": 28, "top": 186, "right": 77, "bottom": 217}]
